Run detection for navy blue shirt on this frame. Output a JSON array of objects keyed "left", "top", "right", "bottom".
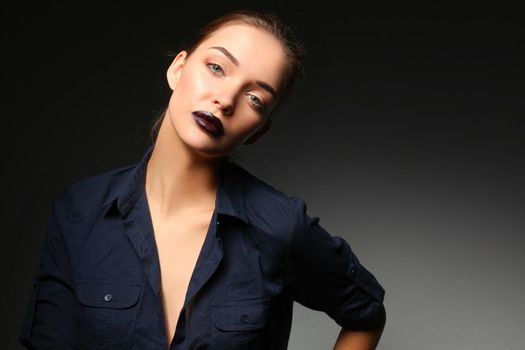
[{"left": 19, "top": 145, "right": 385, "bottom": 349}]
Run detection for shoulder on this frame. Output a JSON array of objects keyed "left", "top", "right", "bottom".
[
  {"left": 51, "top": 163, "right": 135, "bottom": 222},
  {"left": 227, "top": 162, "right": 310, "bottom": 235}
]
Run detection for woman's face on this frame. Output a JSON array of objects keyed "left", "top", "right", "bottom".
[{"left": 165, "top": 23, "right": 287, "bottom": 159}]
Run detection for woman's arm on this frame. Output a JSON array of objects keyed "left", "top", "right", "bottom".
[
  {"left": 333, "top": 304, "right": 386, "bottom": 350},
  {"left": 333, "top": 329, "right": 384, "bottom": 350},
  {"left": 19, "top": 193, "right": 80, "bottom": 349},
  {"left": 289, "top": 197, "right": 387, "bottom": 349}
]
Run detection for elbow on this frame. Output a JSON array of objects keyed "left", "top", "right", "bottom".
[
  {"left": 340, "top": 301, "right": 386, "bottom": 332},
  {"left": 356, "top": 302, "right": 386, "bottom": 332}
]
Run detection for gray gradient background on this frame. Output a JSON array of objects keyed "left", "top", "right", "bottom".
[{"left": 3, "top": 2, "right": 524, "bottom": 349}]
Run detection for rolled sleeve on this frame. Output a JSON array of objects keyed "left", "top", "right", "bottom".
[
  {"left": 19, "top": 191, "right": 80, "bottom": 349},
  {"left": 288, "top": 196, "right": 386, "bottom": 331}
]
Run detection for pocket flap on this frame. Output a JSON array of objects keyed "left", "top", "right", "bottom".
[
  {"left": 76, "top": 282, "right": 141, "bottom": 309},
  {"left": 211, "top": 298, "right": 270, "bottom": 331}
]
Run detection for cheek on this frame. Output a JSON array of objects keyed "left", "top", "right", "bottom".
[
  {"left": 175, "top": 74, "right": 196, "bottom": 98},
  {"left": 173, "top": 68, "right": 208, "bottom": 101},
  {"left": 232, "top": 114, "right": 266, "bottom": 137}
]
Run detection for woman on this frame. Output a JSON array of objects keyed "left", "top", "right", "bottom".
[{"left": 19, "top": 9, "right": 386, "bottom": 350}]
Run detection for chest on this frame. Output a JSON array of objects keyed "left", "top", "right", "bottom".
[{"left": 150, "top": 209, "right": 215, "bottom": 343}]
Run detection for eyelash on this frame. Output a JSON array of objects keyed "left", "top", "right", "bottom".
[
  {"left": 207, "top": 62, "right": 224, "bottom": 76},
  {"left": 206, "top": 61, "right": 265, "bottom": 112}
]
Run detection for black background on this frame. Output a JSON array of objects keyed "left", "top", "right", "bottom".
[{"left": 3, "top": 2, "right": 524, "bottom": 349}]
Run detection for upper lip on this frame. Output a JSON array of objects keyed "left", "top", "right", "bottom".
[{"left": 192, "top": 110, "right": 224, "bottom": 137}]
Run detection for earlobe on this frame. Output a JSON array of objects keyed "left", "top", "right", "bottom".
[
  {"left": 243, "top": 120, "right": 272, "bottom": 145},
  {"left": 167, "top": 51, "right": 187, "bottom": 90}
]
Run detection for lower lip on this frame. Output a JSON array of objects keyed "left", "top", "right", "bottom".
[{"left": 192, "top": 114, "right": 222, "bottom": 138}]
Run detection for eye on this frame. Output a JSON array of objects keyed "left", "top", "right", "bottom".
[
  {"left": 247, "top": 94, "right": 265, "bottom": 111},
  {"left": 206, "top": 62, "right": 224, "bottom": 76}
]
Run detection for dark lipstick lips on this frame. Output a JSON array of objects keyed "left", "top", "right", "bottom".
[{"left": 192, "top": 111, "right": 224, "bottom": 138}]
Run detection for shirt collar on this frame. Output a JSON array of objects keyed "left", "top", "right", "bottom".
[{"left": 101, "top": 144, "right": 249, "bottom": 223}]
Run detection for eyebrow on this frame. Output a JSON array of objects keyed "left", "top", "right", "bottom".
[{"left": 208, "top": 46, "right": 278, "bottom": 98}]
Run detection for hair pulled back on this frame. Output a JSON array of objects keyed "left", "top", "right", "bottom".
[{"left": 149, "top": 9, "right": 305, "bottom": 145}]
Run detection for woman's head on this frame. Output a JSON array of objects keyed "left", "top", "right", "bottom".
[
  {"left": 183, "top": 10, "right": 305, "bottom": 106},
  {"left": 151, "top": 9, "right": 305, "bottom": 158}
]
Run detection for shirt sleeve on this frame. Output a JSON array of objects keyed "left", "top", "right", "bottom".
[
  {"left": 19, "top": 191, "right": 80, "bottom": 349},
  {"left": 288, "top": 196, "right": 386, "bottom": 331}
]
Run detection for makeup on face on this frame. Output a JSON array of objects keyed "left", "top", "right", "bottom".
[
  {"left": 207, "top": 46, "right": 278, "bottom": 99},
  {"left": 192, "top": 110, "right": 224, "bottom": 138}
]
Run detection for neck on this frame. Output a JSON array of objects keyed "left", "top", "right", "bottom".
[{"left": 145, "top": 111, "right": 226, "bottom": 219}]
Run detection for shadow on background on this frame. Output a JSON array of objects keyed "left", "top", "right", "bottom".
[{"left": 3, "top": 2, "right": 524, "bottom": 349}]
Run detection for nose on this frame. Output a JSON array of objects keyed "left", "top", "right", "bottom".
[
  {"left": 214, "top": 97, "right": 234, "bottom": 116},
  {"left": 213, "top": 88, "right": 236, "bottom": 116}
]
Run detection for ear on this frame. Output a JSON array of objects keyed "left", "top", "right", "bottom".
[
  {"left": 166, "top": 51, "right": 188, "bottom": 91},
  {"left": 243, "top": 119, "right": 272, "bottom": 145}
]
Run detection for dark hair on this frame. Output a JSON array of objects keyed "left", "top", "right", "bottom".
[{"left": 148, "top": 9, "right": 306, "bottom": 145}]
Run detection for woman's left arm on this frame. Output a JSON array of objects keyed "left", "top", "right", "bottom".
[
  {"left": 333, "top": 304, "right": 386, "bottom": 350},
  {"left": 334, "top": 329, "right": 384, "bottom": 350},
  {"left": 289, "top": 197, "right": 387, "bottom": 349}
]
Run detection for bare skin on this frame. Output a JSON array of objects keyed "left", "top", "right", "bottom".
[
  {"left": 333, "top": 328, "right": 385, "bottom": 350},
  {"left": 145, "top": 112, "right": 221, "bottom": 344},
  {"left": 144, "top": 24, "right": 283, "bottom": 346},
  {"left": 144, "top": 23, "right": 385, "bottom": 349},
  {"left": 145, "top": 110, "right": 220, "bottom": 344}
]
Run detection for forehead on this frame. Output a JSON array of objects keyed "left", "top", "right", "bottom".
[{"left": 195, "top": 24, "right": 287, "bottom": 91}]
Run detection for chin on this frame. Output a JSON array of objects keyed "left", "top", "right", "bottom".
[
  {"left": 182, "top": 135, "right": 230, "bottom": 159},
  {"left": 173, "top": 118, "right": 235, "bottom": 159}
]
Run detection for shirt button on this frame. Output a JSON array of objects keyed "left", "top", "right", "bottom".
[
  {"left": 240, "top": 314, "right": 249, "bottom": 324},
  {"left": 104, "top": 293, "right": 113, "bottom": 302},
  {"left": 350, "top": 268, "right": 356, "bottom": 277}
]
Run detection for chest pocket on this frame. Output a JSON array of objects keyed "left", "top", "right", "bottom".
[
  {"left": 211, "top": 297, "right": 270, "bottom": 350},
  {"left": 75, "top": 281, "right": 142, "bottom": 350}
]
